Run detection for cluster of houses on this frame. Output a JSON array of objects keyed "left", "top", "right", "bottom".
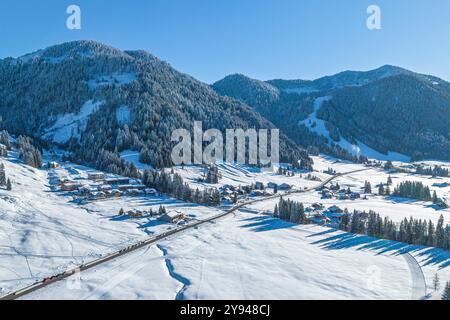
[
  {"left": 48, "top": 169, "right": 158, "bottom": 201},
  {"left": 219, "top": 182, "right": 293, "bottom": 201},
  {"left": 118, "top": 207, "right": 186, "bottom": 224},
  {"left": 319, "top": 184, "right": 362, "bottom": 201}
]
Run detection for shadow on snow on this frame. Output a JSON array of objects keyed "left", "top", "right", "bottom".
[{"left": 239, "top": 214, "right": 450, "bottom": 269}]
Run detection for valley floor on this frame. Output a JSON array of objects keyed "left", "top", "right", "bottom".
[
  {"left": 0, "top": 151, "right": 449, "bottom": 299},
  {"left": 20, "top": 210, "right": 422, "bottom": 300}
]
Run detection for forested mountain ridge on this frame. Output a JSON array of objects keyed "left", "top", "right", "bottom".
[
  {"left": 212, "top": 66, "right": 450, "bottom": 160},
  {"left": 0, "top": 40, "right": 312, "bottom": 171}
]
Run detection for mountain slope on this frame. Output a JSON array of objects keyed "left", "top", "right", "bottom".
[
  {"left": 212, "top": 66, "right": 450, "bottom": 161},
  {"left": 0, "top": 41, "right": 311, "bottom": 170}
]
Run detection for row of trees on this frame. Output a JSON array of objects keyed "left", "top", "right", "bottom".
[
  {"left": 378, "top": 183, "right": 391, "bottom": 196},
  {"left": 278, "top": 167, "right": 295, "bottom": 177},
  {"left": 274, "top": 198, "right": 307, "bottom": 224},
  {"left": 271, "top": 198, "right": 450, "bottom": 251},
  {"left": 0, "top": 130, "right": 11, "bottom": 150},
  {"left": 416, "top": 165, "right": 449, "bottom": 177},
  {"left": 142, "top": 169, "right": 221, "bottom": 206},
  {"left": 339, "top": 210, "right": 450, "bottom": 250},
  {"left": 392, "top": 181, "right": 432, "bottom": 201}
]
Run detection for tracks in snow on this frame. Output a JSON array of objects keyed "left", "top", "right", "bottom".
[{"left": 156, "top": 244, "right": 191, "bottom": 300}]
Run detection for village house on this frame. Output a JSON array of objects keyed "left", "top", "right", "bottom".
[
  {"left": 61, "top": 183, "right": 83, "bottom": 192},
  {"left": 111, "top": 189, "right": 122, "bottom": 197},
  {"left": 330, "top": 184, "right": 340, "bottom": 191},
  {"left": 278, "top": 183, "right": 292, "bottom": 190},
  {"left": 51, "top": 177, "right": 72, "bottom": 186},
  {"left": 338, "top": 193, "right": 350, "bottom": 200},
  {"left": 220, "top": 184, "right": 235, "bottom": 192},
  {"left": 46, "top": 161, "right": 60, "bottom": 169},
  {"left": 98, "top": 184, "right": 113, "bottom": 191},
  {"left": 328, "top": 211, "right": 344, "bottom": 222},
  {"left": 221, "top": 195, "right": 232, "bottom": 202},
  {"left": 88, "top": 172, "right": 105, "bottom": 181},
  {"left": 328, "top": 205, "right": 343, "bottom": 214},
  {"left": 116, "top": 184, "right": 146, "bottom": 192},
  {"left": 127, "top": 210, "right": 144, "bottom": 218},
  {"left": 255, "top": 181, "right": 265, "bottom": 190},
  {"left": 267, "top": 182, "right": 278, "bottom": 189},
  {"left": 433, "top": 182, "right": 449, "bottom": 188},
  {"left": 251, "top": 190, "right": 265, "bottom": 197},
  {"left": 105, "top": 177, "right": 130, "bottom": 185},
  {"left": 312, "top": 203, "right": 324, "bottom": 210},
  {"left": 309, "top": 213, "right": 331, "bottom": 225},
  {"left": 321, "top": 190, "right": 332, "bottom": 199},
  {"left": 350, "top": 192, "right": 361, "bottom": 200}
]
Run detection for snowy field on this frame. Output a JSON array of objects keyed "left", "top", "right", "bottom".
[
  {"left": 1, "top": 147, "right": 449, "bottom": 299},
  {"left": 0, "top": 153, "right": 222, "bottom": 296},
  {"left": 21, "top": 209, "right": 449, "bottom": 300}
]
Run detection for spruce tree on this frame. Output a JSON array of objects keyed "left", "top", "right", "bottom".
[
  {"left": 0, "top": 162, "right": 6, "bottom": 186},
  {"left": 274, "top": 204, "right": 279, "bottom": 218},
  {"left": 436, "top": 215, "right": 446, "bottom": 249},
  {"left": 433, "top": 273, "right": 440, "bottom": 291},
  {"left": 432, "top": 191, "right": 438, "bottom": 204},
  {"left": 387, "top": 175, "right": 393, "bottom": 185},
  {"left": 378, "top": 184, "right": 385, "bottom": 195}
]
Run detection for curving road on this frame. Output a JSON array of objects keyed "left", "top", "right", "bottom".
[
  {"left": 1, "top": 169, "right": 369, "bottom": 300},
  {"left": 402, "top": 252, "right": 427, "bottom": 300}
]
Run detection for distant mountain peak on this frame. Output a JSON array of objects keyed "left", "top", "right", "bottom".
[{"left": 212, "top": 73, "right": 280, "bottom": 107}]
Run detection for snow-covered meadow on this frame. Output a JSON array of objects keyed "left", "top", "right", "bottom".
[
  {"left": 0, "top": 152, "right": 222, "bottom": 296},
  {"left": 0, "top": 147, "right": 449, "bottom": 299},
  {"left": 21, "top": 209, "right": 449, "bottom": 300}
]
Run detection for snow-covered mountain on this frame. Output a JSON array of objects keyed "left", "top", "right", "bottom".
[
  {"left": 212, "top": 66, "right": 450, "bottom": 161},
  {"left": 268, "top": 65, "right": 412, "bottom": 93}
]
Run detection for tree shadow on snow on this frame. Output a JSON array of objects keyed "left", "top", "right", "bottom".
[{"left": 239, "top": 215, "right": 295, "bottom": 232}]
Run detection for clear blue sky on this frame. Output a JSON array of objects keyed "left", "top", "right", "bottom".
[{"left": 1, "top": 0, "right": 450, "bottom": 83}]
